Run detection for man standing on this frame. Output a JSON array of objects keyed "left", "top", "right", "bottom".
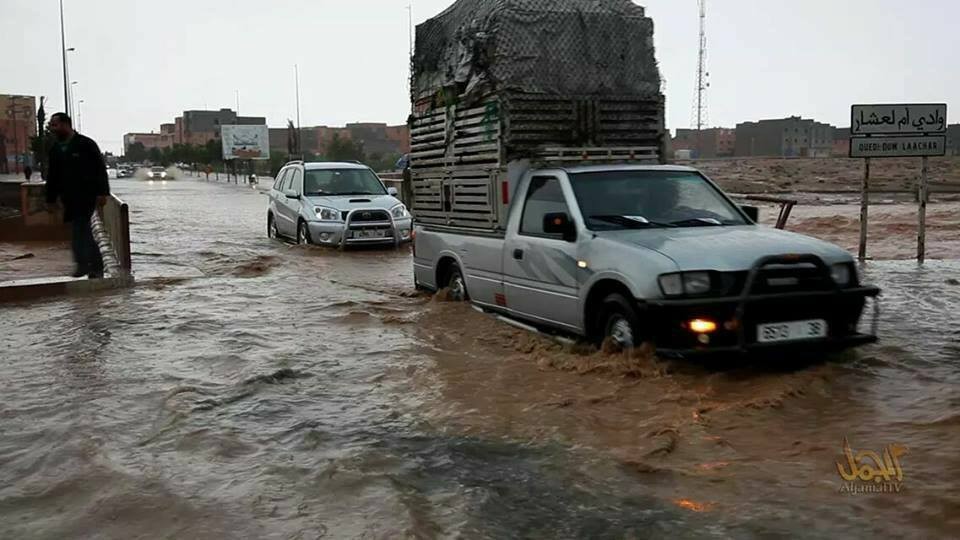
[{"left": 45, "top": 113, "right": 110, "bottom": 279}]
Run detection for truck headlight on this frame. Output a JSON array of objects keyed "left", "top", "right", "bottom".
[
  {"left": 658, "top": 271, "right": 713, "bottom": 296},
  {"left": 161, "top": 172, "right": 167, "bottom": 178},
  {"left": 390, "top": 203, "right": 409, "bottom": 219},
  {"left": 315, "top": 206, "right": 341, "bottom": 221},
  {"left": 659, "top": 274, "right": 684, "bottom": 296},
  {"left": 831, "top": 263, "right": 852, "bottom": 286}
]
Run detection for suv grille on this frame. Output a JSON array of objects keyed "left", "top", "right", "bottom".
[{"left": 345, "top": 210, "right": 390, "bottom": 223}]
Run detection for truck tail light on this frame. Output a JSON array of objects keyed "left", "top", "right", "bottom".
[{"left": 501, "top": 181, "right": 510, "bottom": 205}]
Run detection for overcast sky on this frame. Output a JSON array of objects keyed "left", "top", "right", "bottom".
[{"left": 4, "top": 0, "right": 958, "bottom": 153}]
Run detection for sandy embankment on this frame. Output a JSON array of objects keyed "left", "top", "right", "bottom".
[{"left": 687, "top": 157, "right": 960, "bottom": 260}]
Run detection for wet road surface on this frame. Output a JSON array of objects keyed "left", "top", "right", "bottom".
[{"left": 1, "top": 178, "right": 958, "bottom": 538}]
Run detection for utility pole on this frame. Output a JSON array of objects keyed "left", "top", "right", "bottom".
[
  {"left": 235, "top": 89, "right": 240, "bottom": 115},
  {"left": 692, "top": 0, "right": 709, "bottom": 159},
  {"left": 294, "top": 64, "right": 302, "bottom": 158},
  {"left": 77, "top": 99, "right": 85, "bottom": 132},
  {"left": 60, "top": 0, "right": 70, "bottom": 115}
]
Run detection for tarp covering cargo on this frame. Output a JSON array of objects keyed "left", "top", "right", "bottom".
[{"left": 412, "top": 0, "right": 661, "bottom": 103}]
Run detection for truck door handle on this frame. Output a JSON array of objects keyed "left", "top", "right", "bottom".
[{"left": 513, "top": 249, "right": 524, "bottom": 260}]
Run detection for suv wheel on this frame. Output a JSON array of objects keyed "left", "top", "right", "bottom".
[
  {"left": 268, "top": 214, "right": 279, "bottom": 240},
  {"left": 298, "top": 221, "right": 312, "bottom": 245},
  {"left": 599, "top": 293, "right": 642, "bottom": 349},
  {"left": 446, "top": 263, "right": 468, "bottom": 301}
]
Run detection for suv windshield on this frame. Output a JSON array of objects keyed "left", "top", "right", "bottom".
[
  {"left": 570, "top": 170, "right": 748, "bottom": 230},
  {"left": 151, "top": 167, "right": 165, "bottom": 172},
  {"left": 303, "top": 169, "right": 385, "bottom": 196}
]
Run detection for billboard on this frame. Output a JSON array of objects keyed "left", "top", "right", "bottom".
[{"left": 221, "top": 124, "right": 270, "bottom": 160}]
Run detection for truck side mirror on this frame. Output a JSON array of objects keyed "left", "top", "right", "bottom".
[
  {"left": 543, "top": 212, "right": 577, "bottom": 242},
  {"left": 284, "top": 190, "right": 300, "bottom": 200},
  {"left": 741, "top": 205, "right": 759, "bottom": 223},
  {"left": 387, "top": 186, "right": 399, "bottom": 197}
]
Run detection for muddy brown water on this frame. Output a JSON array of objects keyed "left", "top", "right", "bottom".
[{"left": 1, "top": 179, "right": 958, "bottom": 539}]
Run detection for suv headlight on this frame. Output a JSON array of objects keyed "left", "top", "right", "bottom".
[
  {"left": 831, "top": 263, "right": 853, "bottom": 286},
  {"left": 390, "top": 203, "right": 409, "bottom": 219},
  {"left": 658, "top": 271, "right": 713, "bottom": 296},
  {"left": 314, "top": 206, "right": 341, "bottom": 221}
]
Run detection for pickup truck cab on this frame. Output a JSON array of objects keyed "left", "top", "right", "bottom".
[{"left": 413, "top": 164, "right": 879, "bottom": 357}]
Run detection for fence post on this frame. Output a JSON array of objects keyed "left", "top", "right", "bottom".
[{"left": 858, "top": 158, "right": 870, "bottom": 262}]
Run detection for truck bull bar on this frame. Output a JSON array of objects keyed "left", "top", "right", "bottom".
[{"left": 648, "top": 254, "right": 881, "bottom": 358}]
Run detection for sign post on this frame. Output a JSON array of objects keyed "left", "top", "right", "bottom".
[
  {"left": 859, "top": 158, "right": 869, "bottom": 262},
  {"left": 849, "top": 103, "right": 947, "bottom": 263},
  {"left": 919, "top": 156, "right": 928, "bottom": 263}
]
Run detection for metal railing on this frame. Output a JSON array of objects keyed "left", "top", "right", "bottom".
[{"left": 743, "top": 195, "right": 798, "bottom": 230}]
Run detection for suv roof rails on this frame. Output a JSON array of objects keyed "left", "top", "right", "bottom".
[{"left": 285, "top": 160, "right": 304, "bottom": 166}]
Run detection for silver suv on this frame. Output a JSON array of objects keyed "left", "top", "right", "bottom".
[{"left": 267, "top": 161, "right": 412, "bottom": 247}]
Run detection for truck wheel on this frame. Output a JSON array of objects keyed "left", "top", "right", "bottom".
[
  {"left": 599, "top": 293, "right": 642, "bottom": 349},
  {"left": 445, "top": 264, "right": 469, "bottom": 301}
]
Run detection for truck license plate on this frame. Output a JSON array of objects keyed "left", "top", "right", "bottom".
[
  {"left": 757, "top": 319, "right": 828, "bottom": 344},
  {"left": 354, "top": 230, "right": 386, "bottom": 239}
]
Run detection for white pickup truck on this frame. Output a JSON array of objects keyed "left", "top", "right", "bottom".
[{"left": 413, "top": 161, "right": 880, "bottom": 358}]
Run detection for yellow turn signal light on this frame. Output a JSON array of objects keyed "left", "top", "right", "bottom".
[{"left": 688, "top": 319, "right": 718, "bottom": 334}]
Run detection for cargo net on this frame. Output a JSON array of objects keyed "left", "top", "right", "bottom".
[{"left": 412, "top": 0, "right": 662, "bottom": 105}]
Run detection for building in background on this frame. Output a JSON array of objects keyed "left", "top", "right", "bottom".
[
  {"left": 735, "top": 116, "right": 835, "bottom": 158},
  {"left": 122, "top": 132, "right": 173, "bottom": 154},
  {"left": 947, "top": 124, "right": 960, "bottom": 156},
  {"left": 125, "top": 108, "right": 267, "bottom": 155},
  {"left": 671, "top": 127, "right": 735, "bottom": 159},
  {"left": 124, "top": 110, "right": 408, "bottom": 162},
  {"left": 175, "top": 109, "right": 266, "bottom": 147},
  {"left": 832, "top": 128, "right": 851, "bottom": 157},
  {"left": 269, "top": 123, "right": 410, "bottom": 158},
  {"left": 0, "top": 94, "right": 38, "bottom": 173}
]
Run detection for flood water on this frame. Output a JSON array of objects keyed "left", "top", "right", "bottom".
[{"left": 2, "top": 178, "right": 958, "bottom": 539}]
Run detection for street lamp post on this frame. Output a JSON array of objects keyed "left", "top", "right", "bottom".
[
  {"left": 59, "top": 1, "right": 77, "bottom": 116},
  {"left": 70, "top": 81, "right": 79, "bottom": 119},
  {"left": 77, "top": 100, "right": 85, "bottom": 132}
]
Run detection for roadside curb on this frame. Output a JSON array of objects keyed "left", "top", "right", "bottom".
[{"left": 0, "top": 275, "right": 132, "bottom": 304}]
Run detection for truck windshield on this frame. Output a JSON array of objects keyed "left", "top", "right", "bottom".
[
  {"left": 570, "top": 170, "right": 748, "bottom": 230},
  {"left": 303, "top": 169, "right": 386, "bottom": 196}
]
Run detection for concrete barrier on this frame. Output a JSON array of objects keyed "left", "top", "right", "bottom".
[{"left": 0, "top": 189, "right": 134, "bottom": 303}]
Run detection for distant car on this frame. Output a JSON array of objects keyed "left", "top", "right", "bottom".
[
  {"left": 266, "top": 161, "right": 412, "bottom": 247},
  {"left": 106, "top": 168, "right": 119, "bottom": 179},
  {"left": 117, "top": 168, "right": 132, "bottom": 178},
  {"left": 147, "top": 166, "right": 167, "bottom": 179}
]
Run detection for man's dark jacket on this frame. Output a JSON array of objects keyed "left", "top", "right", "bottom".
[{"left": 45, "top": 133, "right": 110, "bottom": 222}]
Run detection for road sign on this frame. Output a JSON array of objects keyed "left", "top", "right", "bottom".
[
  {"left": 851, "top": 104, "right": 947, "bottom": 135},
  {"left": 850, "top": 135, "right": 947, "bottom": 158}
]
